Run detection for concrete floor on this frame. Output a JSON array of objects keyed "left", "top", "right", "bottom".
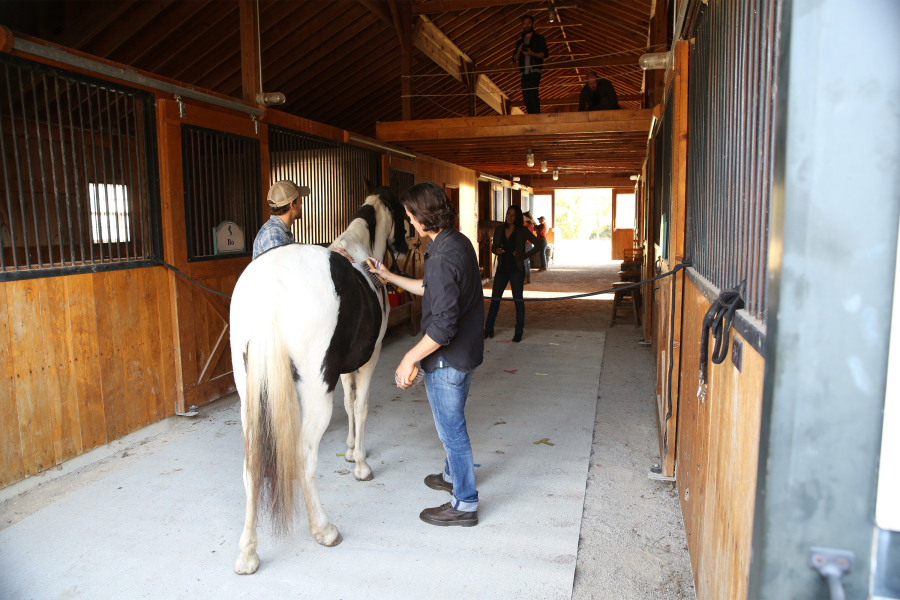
[{"left": 0, "top": 259, "right": 695, "bottom": 600}]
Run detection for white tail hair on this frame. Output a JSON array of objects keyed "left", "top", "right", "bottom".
[{"left": 243, "top": 312, "right": 301, "bottom": 534}]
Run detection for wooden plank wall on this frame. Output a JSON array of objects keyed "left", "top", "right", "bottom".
[
  {"left": 415, "top": 154, "right": 478, "bottom": 248},
  {"left": 677, "top": 276, "right": 764, "bottom": 600},
  {"left": 0, "top": 266, "right": 176, "bottom": 488}
]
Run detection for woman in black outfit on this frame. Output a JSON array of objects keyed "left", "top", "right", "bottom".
[{"left": 484, "top": 205, "right": 540, "bottom": 342}]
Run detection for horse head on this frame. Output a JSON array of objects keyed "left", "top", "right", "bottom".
[{"left": 365, "top": 180, "right": 409, "bottom": 259}]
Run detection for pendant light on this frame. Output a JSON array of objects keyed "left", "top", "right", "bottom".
[
  {"left": 526, "top": 150, "right": 535, "bottom": 167},
  {"left": 541, "top": 160, "right": 548, "bottom": 173},
  {"left": 553, "top": 167, "right": 559, "bottom": 181}
]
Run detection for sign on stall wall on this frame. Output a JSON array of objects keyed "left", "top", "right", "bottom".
[
  {"left": 876, "top": 217, "right": 900, "bottom": 533},
  {"left": 214, "top": 221, "right": 245, "bottom": 255}
]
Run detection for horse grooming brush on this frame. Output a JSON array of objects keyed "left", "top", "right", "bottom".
[
  {"left": 395, "top": 365, "right": 424, "bottom": 388},
  {"left": 364, "top": 257, "right": 386, "bottom": 289}
]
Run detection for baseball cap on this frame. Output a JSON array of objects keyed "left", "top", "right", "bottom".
[{"left": 267, "top": 180, "right": 311, "bottom": 208}]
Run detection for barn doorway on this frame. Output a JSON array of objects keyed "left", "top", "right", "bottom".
[{"left": 552, "top": 188, "right": 614, "bottom": 265}]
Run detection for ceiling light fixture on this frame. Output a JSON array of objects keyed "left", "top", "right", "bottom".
[
  {"left": 553, "top": 167, "right": 559, "bottom": 181},
  {"left": 527, "top": 150, "right": 535, "bottom": 168},
  {"left": 541, "top": 160, "right": 548, "bottom": 173},
  {"left": 548, "top": 3, "right": 558, "bottom": 22}
]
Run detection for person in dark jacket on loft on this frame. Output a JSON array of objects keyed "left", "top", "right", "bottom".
[
  {"left": 512, "top": 14, "right": 549, "bottom": 114},
  {"left": 578, "top": 72, "right": 619, "bottom": 111},
  {"left": 484, "top": 205, "right": 541, "bottom": 342}
]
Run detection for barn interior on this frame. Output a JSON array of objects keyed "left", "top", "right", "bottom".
[{"left": 0, "top": 1, "right": 898, "bottom": 599}]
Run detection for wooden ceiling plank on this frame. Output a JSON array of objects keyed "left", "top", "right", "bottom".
[
  {"left": 154, "top": 10, "right": 240, "bottom": 81},
  {"left": 51, "top": 0, "right": 135, "bottom": 50},
  {"left": 135, "top": 1, "right": 235, "bottom": 74},
  {"left": 265, "top": 10, "right": 382, "bottom": 94},
  {"left": 82, "top": 1, "right": 175, "bottom": 59},
  {"left": 412, "top": 0, "right": 531, "bottom": 15},
  {"left": 112, "top": 0, "right": 213, "bottom": 67}
]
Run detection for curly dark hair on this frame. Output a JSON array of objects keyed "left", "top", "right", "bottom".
[{"left": 400, "top": 182, "right": 456, "bottom": 233}]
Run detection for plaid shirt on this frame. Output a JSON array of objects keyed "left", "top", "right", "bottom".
[{"left": 252, "top": 216, "right": 295, "bottom": 260}]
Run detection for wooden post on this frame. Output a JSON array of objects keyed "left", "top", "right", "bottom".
[
  {"left": 462, "top": 59, "right": 477, "bottom": 117},
  {"left": 390, "top": 0, "right": 413, "bottom": 120},
  {"left": 239, "top": 0, "right": 262, "bottom": 104},
  {"left": 646, "top": 0, "right": 667, "bottom": 108}
]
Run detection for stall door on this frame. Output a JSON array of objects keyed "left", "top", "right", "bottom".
[
  {"left": 611, "top": 188, "right": 636, "bottom": 260},
  {"left": 157, "top": 99, "right": 267, "bottom": 411}
]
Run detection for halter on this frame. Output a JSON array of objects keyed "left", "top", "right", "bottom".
[{"left": 387, "top": 245, "right": 411, "bottom": 278}]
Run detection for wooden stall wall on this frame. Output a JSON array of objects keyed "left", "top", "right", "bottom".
[
  {"left": 676, "top": 275, "right": 764, "bottom": 600},
  {"left": 0, "top": 267, "right": 177, "bottom": 488}
]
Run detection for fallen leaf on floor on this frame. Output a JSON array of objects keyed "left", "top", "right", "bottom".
[
  {"left": 336, "top": 453, "right": 345, "bottom": 457},
  {"left": 504, "top": 369, "right": 517, "bottom": 374},
  {"left": 536, "top": 373, "right": 548, "bottom": 376},
  {"left": 534, "top": 438, "right": 555, "bottom": 446}
]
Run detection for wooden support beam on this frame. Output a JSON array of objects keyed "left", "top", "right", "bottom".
[
  {"left": 543, "top": 92, "right": 645, "bottom": 106},
  {"left": 358, "top": 0, "right": 394, "bottom": 28},
  {"left": 412, "top": 0, "right": 529, "bottom": 14},
  {"left": 239, "top": 0, "right": 262, "bottom": 104},
  {"left": 484, "top": 54, "right": 639, "bottom": 73},
  {"left": 646, "top": 0, "right": 667, "bottom": 108},
  {"left": 461, "top": 60, "right": 477, "bottom": 116},
  {"left": 376, "top": 109, "right": 654, "bottom": 142},
  {"left": 391, "top": 0, "right": 413, "bottom": 120},
  {"left": 529, "top": 174, "right": 636, "bottom": 189}
]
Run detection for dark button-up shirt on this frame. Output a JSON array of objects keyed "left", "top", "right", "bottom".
[{"left": 420, "top": 228, "right": 484, "bottom": 373}]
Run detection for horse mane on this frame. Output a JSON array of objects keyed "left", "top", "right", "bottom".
[{"left": 331, "top": 188, "right": 408, "bottom": 258}]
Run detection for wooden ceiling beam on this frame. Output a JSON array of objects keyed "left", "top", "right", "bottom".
[
  {"left": 358, "top": 0, "right": 395, "bottom": 28},
  {"left": 412, "top": 0, "right": 532, "bottom": 15},
  {"left": 155, "top": 11, "right": 240, "bottom": 82},
  {"left": 239, "top": 0, "right": 262, "bottom": 104},
  {"left": 528, "top": 174, "right": 636, "bottom": 188},
  {"left": 377, "top": 108, "right": 652, "bottom": 142}
]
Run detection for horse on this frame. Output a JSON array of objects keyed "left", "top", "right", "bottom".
[{"left": 229, "top": 185, "right": 409, "bottom": 575}]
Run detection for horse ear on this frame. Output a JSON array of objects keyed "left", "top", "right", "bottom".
[{"left": 364, "top": 177, "right": 375, "bottom": 195}]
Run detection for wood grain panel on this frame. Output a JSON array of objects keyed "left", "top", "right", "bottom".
[
  {"left": 93, "top": 270, "right": 128, "bottom": 441},
  {"left": 137, "top": 267, "right": 165, "bottom": 424},
  {"left": 152, "top": 266, "right": 178, "bottom": 421},
  {"left": 116, "top": 269, "right": 149, "bottom": 434},
  {"left": 7, "top": 280, "right": 55, "bottom": 476},
  {"left": 0, "top": 283, "right": 25, "bottom": 486},
  {"left": 66, "top": 273, "right": 107, "bottom": 451},
  {"left": 39, "top": 276, "right": 82, "bottom": 463},
  {"left": 677, "top": 278, "right": 765, "bottom": 600}
]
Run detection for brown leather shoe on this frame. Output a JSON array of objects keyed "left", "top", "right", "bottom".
[
  {"left": 424, "top": 473, "right": 453, "bottom": 493},
  {"left": 420, "top": 502, "right": 478, "bottom": 527}
]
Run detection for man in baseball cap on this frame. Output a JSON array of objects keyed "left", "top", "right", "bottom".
[{"left": 252, "top": 180, "right": 309, "bottom": 260}]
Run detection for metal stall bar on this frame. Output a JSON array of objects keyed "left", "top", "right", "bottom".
[{"left": 30, "top": 71, "right": 55, "bottom": 266}]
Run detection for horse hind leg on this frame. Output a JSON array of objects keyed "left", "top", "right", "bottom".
[
  {"left": 297, "top": 377, "right": 342, "bottom": 547},
  {"left": 235, "top": 428, "right": 260, "bottom": 574},
  {"left": 350, "top": 349, "right": 381, "bottom": 481},
  {"left": 340, "top": 372, "right": 357, "bottom": 462}
]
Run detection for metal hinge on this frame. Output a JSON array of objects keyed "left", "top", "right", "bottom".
[{"left": 808, "top": 547, "right": 854, "bottom": 600}]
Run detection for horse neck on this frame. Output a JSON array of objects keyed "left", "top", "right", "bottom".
[{"left": 335, "top": 205, "right": 390, "bottom": 259}]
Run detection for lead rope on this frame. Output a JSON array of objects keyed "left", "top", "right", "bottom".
[{"left": 697, "top": 283, "right": 745, "bottom": 401}]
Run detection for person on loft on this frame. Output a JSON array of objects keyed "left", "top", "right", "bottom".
[
  {"left": 512, "top": 14, "right": 549, "bottom": 114},
  {"left": 578, "top": 72, "right": 619, "bottom": 112}
]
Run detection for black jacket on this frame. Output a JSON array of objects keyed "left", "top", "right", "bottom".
[
  {"left": 491, "top": 224, "right": 540, "bottom": 273},
  {"left": 578, "top": 79, "right": 619, "bottom": 111},
  {"left": 512, "top": 31, "right": 549, "bottom": 74}
]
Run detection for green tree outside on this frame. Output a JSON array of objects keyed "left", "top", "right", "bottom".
[{"left": 554, "top": 189, "right": 612, "bottom": 241}]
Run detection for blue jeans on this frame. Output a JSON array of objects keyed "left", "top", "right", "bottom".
[
  {"left": 484, "top": 267, "right": 525, "bottom": 336},
  {"left": 425, "top": 358, "right": 478, "bottom": 512}
]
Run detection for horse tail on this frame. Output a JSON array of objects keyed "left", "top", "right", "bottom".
[{"left": 243, "top": 312, "right": 301, "bottom": 534}]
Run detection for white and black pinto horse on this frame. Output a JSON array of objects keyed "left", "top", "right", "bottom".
[{"left": 229, "top": 185, "right": 408, "bottom": 574}]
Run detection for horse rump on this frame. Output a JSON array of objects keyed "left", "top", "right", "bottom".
[{"left": 243, "top": 312, "right": 301, "bottom": 534}]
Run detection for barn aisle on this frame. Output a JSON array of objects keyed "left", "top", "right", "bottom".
[{"left": 0, "top": 318, "right": 605, "bottom": 599}]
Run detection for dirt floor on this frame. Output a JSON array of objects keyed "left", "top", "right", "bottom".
[{"left": 486, "top": 257, "right": 696, "bottom": 600}]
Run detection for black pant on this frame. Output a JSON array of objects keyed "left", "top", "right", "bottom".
[
  {"left": 485, "top": 266, "right": 525, "bottom": 335},
  {"left": 521, "top": 71, "right": 542, "bottom": 114}
]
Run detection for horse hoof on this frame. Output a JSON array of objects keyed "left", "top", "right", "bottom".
[
  {"left": 344, "top": 451, "right": 355, "bottom": 463},
  {"left": 234, "top": 552, "right": 260, "bottom": 575},
  {"left": 354, "top": 467, "right": 373, "bottom": 481},
  {"left": 316, "top": 525, "right": 342, "bottom": 547}
]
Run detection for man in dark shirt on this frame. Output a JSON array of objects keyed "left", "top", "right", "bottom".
[
  {"left": 367, "top": 182, "right": 484, "bottom": 527},
  {"left": 578, "top": 72, "right": 619, "bottom": 111},
  {"left": 512, "top": 15, "right": 549, "bottom": 114}
]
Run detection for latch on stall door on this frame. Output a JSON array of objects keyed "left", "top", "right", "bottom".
[{"left": 808, "top": 547, "right": 854, "bottom": 600}]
